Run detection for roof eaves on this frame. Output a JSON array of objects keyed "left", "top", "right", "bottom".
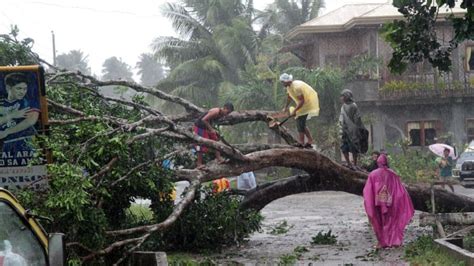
[{"left": 287, "top": 10, "right": 466, "bottom": 40}]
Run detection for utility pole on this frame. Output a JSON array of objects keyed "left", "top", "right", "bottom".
[{"left": 51, "top": 30, "right": 56, "bottom": 66}]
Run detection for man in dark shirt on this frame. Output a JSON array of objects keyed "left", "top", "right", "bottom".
[
  {"left": 193, "top": 102, "right": 234, "bottom": 167},
  {"left": 339, "top": 89, "right": 365, "bottom": 168}
]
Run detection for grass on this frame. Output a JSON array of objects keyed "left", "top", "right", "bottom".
[
  {"left": 167, "top": 253, "right": 219, "bottom": 266},
  {"left": 404, "top": 235, "right": 465, "bottom": 266},
  {"left": 127, "top": 203, "right": 153, "bottom": 222}
]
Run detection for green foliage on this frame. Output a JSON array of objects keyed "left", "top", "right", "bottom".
[
  {"left": 154, "top": 0, "right": 259, "bottom": 107},
  {"left": 101, "top": 56, "right": 134, "bottom": 81},
  {"left": 380, "top": 80, "right": 430, "bottom": 91},
  {"left": 293, "top": 245, "right": 309, "bottom": 259},
  {"left": 258, "top": 0, "right": 325, "bottom": 34},
  {"left": 0, "top": 26, "right": 37, "bottom": 66},
  {"left": 464, "top": 232, "right": 474, "bottom": 252},
  {"left": 311, "top": 230, "right": 337, "bottom": 245},
  {"left": 385, "top": 140, "right": 437, "bottom": 183},
  {"left": 404, "top": 235, "right": 465, "bottom": 265},
  {"left": 345, "top": 54, "right": 382, "bottom": 80},
  {"left": 382, "top": 0, "right": 474, "bottom": 74},
  {"left": 278, "top": 253, "right": 297, "bottom": 265},
  {"left": 146, "top": 187, "right": 263, "bottom": 251},
  {"left": 167, "top": 253, "right": 214, "bottom": 265},
  {"left": 136, "top": 53, "right": 166, "bottom": 87},
  {"left": 268, "top": 220, "right": 293, "bottom": 235},
  {"left": 294, "top": 245, "right": 309, "bottom": 254},
  {"left": 127, "top": 204, "right": 154, "bottom": 224}
]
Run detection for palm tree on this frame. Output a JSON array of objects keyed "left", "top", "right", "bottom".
[
  {"left": 136, "top": 53, "right": 166, "bottom": 87},
  {"left": 258, "top": 0, "right": 325, "bottom": 35},
  {"left": 152, "top": 0, "right": 258, "bottom": 107},
  {"left": 101, "top": 56, "right": 134, "bottom": 99},
  {"left": 101, "top": 56, "right": 133, "bottom": 81},
  {"left": 56, "top": 50, "right": 91, "bottom": 74}
]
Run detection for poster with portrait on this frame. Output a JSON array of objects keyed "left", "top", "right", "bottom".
[{"left": 0, "top": 65, "right": 49, "bottom": 190}]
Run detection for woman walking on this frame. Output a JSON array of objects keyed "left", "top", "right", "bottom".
[{"left": 363, "top": 154, "right": 414, "bottom": 249}]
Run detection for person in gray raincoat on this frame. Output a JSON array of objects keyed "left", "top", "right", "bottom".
[{"left": 339, "top": 89, "right": 366, "bottom": 169}]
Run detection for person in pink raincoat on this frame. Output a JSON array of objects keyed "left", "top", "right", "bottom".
[{"left": 363, "top": 154, "right": 414, "bottom": 249}]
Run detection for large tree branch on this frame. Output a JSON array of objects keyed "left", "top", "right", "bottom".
[{"left": 48, "top": 71, "right": 205, "bottom": 114}]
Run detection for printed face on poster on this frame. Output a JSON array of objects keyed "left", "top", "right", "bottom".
[{"left": 0, "top": 66, "right": 49, "bottom": 190}]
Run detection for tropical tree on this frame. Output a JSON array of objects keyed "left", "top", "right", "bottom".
[
  {"left": 136, "top": 53, "right": 166, "bottom": 87},
  {"left": 258, "top": 0, "right": 325, "bottom": 35},
  {"left": 0, "top": 25, "right": 38, "bottom": 66},
  {"left": 101, "top": 56, "right": 133, "bottom": 81},
  {"left": 56, "top": 50, "right": 91, "bottom": 74},
  {"left": 101, "top": 56, "right": 134, "bottom": 98},
  {"left": 152, "top": 0, "right": 258, "bottom": 107},
  {"left": 381, "top": 0, "right": 474, "bottom": 73}
]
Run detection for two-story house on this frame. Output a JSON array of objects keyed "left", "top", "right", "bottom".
[{"left": 284, "top": 3, "right": 474, "bottom": 151}]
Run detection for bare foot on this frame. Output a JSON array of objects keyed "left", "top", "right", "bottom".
[{"left": 373, "top": 243, "right": 382, "bottom": 249}]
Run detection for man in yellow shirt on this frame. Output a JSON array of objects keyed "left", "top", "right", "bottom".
[{"left": 280, "top": 73, "right": 320, "bottom": 147}]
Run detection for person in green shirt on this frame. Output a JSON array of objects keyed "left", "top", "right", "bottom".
[{"left": 437, "top": 148, "right": 454, "bottom": 192}]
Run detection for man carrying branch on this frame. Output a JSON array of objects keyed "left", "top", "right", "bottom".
[
  {"left": 193, "top": 102, "right": 234, "bottom": 167},
  {"left": 280, "top": 73, "right": 320, "bottom": 148}
]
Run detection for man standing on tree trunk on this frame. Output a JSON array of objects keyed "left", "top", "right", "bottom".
[
  {"left": 193, "top": 102, "right": 234, "bottom": 168},
  {"left": 280, "top": 73, "right": 320, "bottom": 148},
  {"left": 339, "top": 89, "right": 364, "bottom": 169}
]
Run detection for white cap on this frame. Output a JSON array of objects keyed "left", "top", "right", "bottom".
[{"left": 279, "top": 73, "right": 293, "bottom": 82}]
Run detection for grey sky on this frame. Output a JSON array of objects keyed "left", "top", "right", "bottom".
[{"left": 1, "top": 0, "right": 388, "bottom": 78}]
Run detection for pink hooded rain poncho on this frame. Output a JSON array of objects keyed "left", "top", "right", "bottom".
[{"left": 363, "top": 154, "right": 414, "bottom": 248}]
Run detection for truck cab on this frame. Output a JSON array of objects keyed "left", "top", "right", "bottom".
[{"left": 0, "top": 188, "right": 65, "bottom": 265}]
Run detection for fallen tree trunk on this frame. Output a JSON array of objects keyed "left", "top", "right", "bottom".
[
  {"left": 420, "top": 213, "right": 474, "bottom": 226},
  {"left": 175, "top": 148, "right": 474, "bottom": 213},
  {"left": 240, "top": 171, "right": 474, "bottom": 213}
]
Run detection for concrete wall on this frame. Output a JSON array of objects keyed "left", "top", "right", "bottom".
[{"left": 359, "top": 100, "right": 474, "bottom": 151}]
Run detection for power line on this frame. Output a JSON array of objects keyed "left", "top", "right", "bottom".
[{"left": 28, "top": 1, "right": 162, "bottom": 18}]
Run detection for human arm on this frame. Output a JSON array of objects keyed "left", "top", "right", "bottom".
[
  {"left": 291, "top": 95, "right": 305, "bottom": 116},
  {"left": 0, "top": 111, "right": 39, "bottom": 139}
]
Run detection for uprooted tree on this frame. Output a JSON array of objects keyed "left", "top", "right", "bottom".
[
  {"left": 4, "top": 34, "right": 474, "bottom": 265},
  {"left": 30, "top": 66, "right": 474, "bottom": 262}
]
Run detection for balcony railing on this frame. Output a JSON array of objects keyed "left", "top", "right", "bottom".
[{"left": 379, "top": 87, "right": 474, "bottom": 100}]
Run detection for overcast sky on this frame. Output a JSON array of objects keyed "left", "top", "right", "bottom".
[{"left": 1, "top": 0, "right": 388, "bottom": 78}]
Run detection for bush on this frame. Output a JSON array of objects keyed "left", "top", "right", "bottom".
[
  {"left": 404, "top": 235, "right": 465, "bottom": 265},
  {"left": 385, "top": 141, "right": 437, "bottom": 183},
  {"left": 145, "top": 187, "right": 263, "bottom": 251}
]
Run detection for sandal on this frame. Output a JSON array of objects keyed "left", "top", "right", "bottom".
[{"left": 303, "top": 143, "right": 313, "bottom": 149}]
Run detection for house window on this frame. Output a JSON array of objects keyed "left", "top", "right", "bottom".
[
  {"left": 465, "top": 46, "right": 474, "bottom": 71},
  {"left": 407, "top": 121, "right": 439, "bottom": 146},
  {"left": 467, "top": 119, "right": 474, "bottom": 142}
]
